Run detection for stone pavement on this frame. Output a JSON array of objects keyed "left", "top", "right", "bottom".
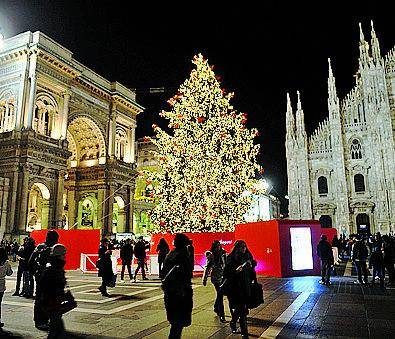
[{"left": 1, "top": 261, "right": 395, "bottom": 338}]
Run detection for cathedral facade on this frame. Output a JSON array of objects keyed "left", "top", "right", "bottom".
[
  {"left": 286, "top": 23, "right": 395, "bottom": 235},
  {"left": 0, "top": 31, "right": 143, "bottom": 239}
]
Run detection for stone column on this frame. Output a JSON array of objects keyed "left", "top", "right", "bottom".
[
  {"left": 61, "top": 92, "right": 71, "bottom": 139},
  {"left": 55, "top": 171, "right": 65, "bottom": 227},
  {"left": 108, "top": 104, "right": 117, "bottom": 157},
  {"left": 130, "top": 127, "right": 136, "bottom": 163},
  {"left": 67, "top": 189, "right": 76, "bottom": 229},
  {"left": 9, "top": 171, "right": 19, "bottom": 234},
  {"left": 118, "top": 211, "right": 126, "bottom": 233},
  {"left": 24, "top": 52, "right": 38, "bottom": 129},
  {"left": 129, "top": 184, "right": 135, "bottom": 233},
  {"left": 97, "top": 187, "right": 105, "bottom": 233},
  {"left": 15, "top": 54, "right": 29, "bottom": 131},
  {"left": 105, "top": 185, "right": 115, "bottom": 235},
  {"left": 41, "top": 200, "right": 50, "bottom": 229},
  {"left": 18, "top": 168, "right": 30, "bottom": 232},
  {"left": 0, "top": 178, "right": 10, "bottom": 238}
]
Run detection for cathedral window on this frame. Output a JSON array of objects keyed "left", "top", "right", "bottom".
[
  {"left": 350, "top": 139, "right": 362, "bottom": 159},
  {"left": 33, "top": 95, "right": 58, "bottom": 137},
  {"left": 0, "top": 92, "right": 16, "bottom": 133},
  {"left": 318, "top": 176, "right": 328, "bottom": 195},
  {"left": 354, "top": 174, "right": 365, "bottom": 192},
  {"left": 115, "top": 128, "right": 128, "bottom": 161}
]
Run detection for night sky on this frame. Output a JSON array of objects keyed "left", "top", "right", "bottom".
[{"left": 0, "top": 2, "right": 393, "bottom": 213}]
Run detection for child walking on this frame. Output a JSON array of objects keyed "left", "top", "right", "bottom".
[{"left": 0, "top": 246, "right": 13, "bottom": 328}]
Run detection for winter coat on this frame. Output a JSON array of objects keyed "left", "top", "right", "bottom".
[
  {"left": 18, "top": 241, "right": 35, "bottom": 271},
  {"left": 383, "top": 241, "right": 395, "bottom": 264},
  {"left": 0, "top": 260, "right": 13, "bottom": 292},
  {"left": 156, "top": 242, "right": 170, "bottom": 264},
  {"left": 38, "top": 257, "right": 67, "bottom": 315},
  {"left": 317, "top": 240, "right": 334, "bottom": 263},
  {"left": 120, "top": 243, "right": 134, "bottom": 263},
  {"left": 223, "top": 250, "right": 256, "bottom": 306},
  {"left": 134, "top": 241, "right": 146, "bottom": 260},
  {"left": 369, "top": 249, "right": 383, "bottom": 267},
  {"left": 161, "top": 247, "right": 193, "bottom": 327},
  {"left": 352, "top": 240, "right": 369, "bottom": 261},
  {"left": 202, "top": 249, "right": 226, "bottom": 286},
  {"left": 97, "top": 250, "right": 113, "bottom": 282}
]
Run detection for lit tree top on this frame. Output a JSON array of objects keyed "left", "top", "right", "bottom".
[{"left": 146, "top": 54, "right": 262, "bottom": 233}]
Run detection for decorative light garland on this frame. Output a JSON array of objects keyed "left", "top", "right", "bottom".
[{"left": 145, "top": 54, "right": 262, "bottom": 233}]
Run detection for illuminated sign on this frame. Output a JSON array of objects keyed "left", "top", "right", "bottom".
[{"left": 290, "top": 227, "right": 313, "bottom": 270}]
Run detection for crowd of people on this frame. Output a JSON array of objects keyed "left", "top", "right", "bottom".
[{"left": 317, "top": 232, "right": 395, "bottom": 287}]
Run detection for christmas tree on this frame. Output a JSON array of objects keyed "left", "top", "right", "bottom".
[{"left": 146, "top": 54, "right": 262, "bottom": 233}]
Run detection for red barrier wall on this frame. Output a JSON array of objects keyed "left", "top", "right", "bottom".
[
  {"left": 320, "top": 228, "right": 338, "bottom": 244},
  {"left": 235, "top": 220, "right": 321, "bottom": 278},
  {"left": 30, "top": 230, "right": 100, "bottom": 270}
]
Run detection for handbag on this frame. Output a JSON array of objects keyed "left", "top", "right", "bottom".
[
  {"left": 58, "top": 290, "right": 77, "bottom": 315},
  {"left": 248, "top": 281, "right": 264, "bottom": 309}
]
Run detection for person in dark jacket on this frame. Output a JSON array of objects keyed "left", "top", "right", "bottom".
[
  {"left": 352, "top": 235, "right": 369, "bottom": 284},
  {"left": 317, "top": 235, "right": 334, "bottom": 286},
  {"left": 156, "top": 238, "right": 170, "bottom": 276},
  {"left": 382, "top": 235, "right": 395, "bottom": 286},
  {"left": 202, "top": 240, "right": 227, "bottom": 322},
  {"left": 120, "top": 239, "right": 134, "bottom": 283},
  {"left": 12, "top": 237, "right": 29, "bottom": 296},
  {"left": 29, "top": 230, "right": 59, "bottom": 331},
  {"left": 97, "top": 239, "right": 113, "bottom": 297},
  {"left": 223, "top": 240, "right": 256, "bottom": 339},
  {"left": 369, "top": 242, "right": 384, "bottom": 286},
  {"left": 39, "top": 244, "right": 68, "bottom": 339},
  {"left": 161, "top": 233, "right": 193, "bottom": 339},
  {"left": 133, "top": 238, "right": 148, "bottom": 281}
]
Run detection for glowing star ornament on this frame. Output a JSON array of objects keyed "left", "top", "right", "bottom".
[{"left": 147, "top": 53, "right": 261, "bottom": 233}]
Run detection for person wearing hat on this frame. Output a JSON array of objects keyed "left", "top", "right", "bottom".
[
  {"left": 28, "top": 230, "right": 59, "bottom": 330},
  {"left": 39, "top": 244, "right": 68, "bottom": 338}
]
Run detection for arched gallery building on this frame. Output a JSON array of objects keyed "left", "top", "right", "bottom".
[{"left": 0, "top": 31, "right": 144, "bottom": 238}]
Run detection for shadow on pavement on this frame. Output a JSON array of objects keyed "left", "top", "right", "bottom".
[{"left": 0, "top": 329, "right": 24, "bottom": 338}]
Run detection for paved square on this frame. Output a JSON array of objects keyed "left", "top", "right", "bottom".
[{"left": 1, "top": 261, "right": 395, "bottom": 338}]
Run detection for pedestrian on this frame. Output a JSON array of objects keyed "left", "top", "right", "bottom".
[
  {"left": 28, "top": 230, "right": 59, "bottom": 331},
  {"left": 369, "top": 241, "right": 384, "bottom": 287},
  {"left": 22, "top": 237, "right": 36, "bottom": 298},
  {"left": 97, "top": 239, "right": 113, "bottom": 297},
  {"left": 12, "top": 238, "right": 26, "bottom": 297},
  {"left": 222, "top": 240, "right": 256, "bottom": 339},
  {"left": 134, "top": 237, "right": 148, "bottom": 281},
  {"left": 120, "top": 238, "right": 134, "bottom": 283},
  {"left": 317, "top": 235, "right": 334, "bottom": 286},
  {"left": 161, "top": 233, "right": 193, "bottom": 339},
  {"left": 11, "top": 240, "right": 19, "bottom": 262},
  {"left": 0, "top": 247, "right": 13, "bottom": 328},
  {"left": 202, "top": 240, "right": 227, "bottom": 322},
  {"left": 156, "top": 238, "right": 170, "bottom": 276},
  {"left": 39, "top": 244, "right": 68, "bottom": 339},
  {"left": 352, "top": 234, "right": 369, "bottom": 284},
  {"left": 382, "top": 235, "right": 395, "bottom": 286}
]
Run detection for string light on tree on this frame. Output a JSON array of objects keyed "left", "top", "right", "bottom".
[{"left": 147, "top": 54, "right": 262, "bottom": 233}]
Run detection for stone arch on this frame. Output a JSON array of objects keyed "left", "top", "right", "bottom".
[
  {"left": 34, "top": 93, "right": 59, "bottom": 137},
  {"left": 0, "top": 88, "right": 16, "bottom": 133},
  {"left": 27, "top": 182, "right": 51, "bottom": 231},
  {"left": 68, "top": 116, "right": 107, "bottom": 167}
]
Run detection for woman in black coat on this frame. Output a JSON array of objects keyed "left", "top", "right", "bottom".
[
  {"left": 161, "top": 234, "right": 193, "bottom": 339},
  {"left": 97, "top": 239, "right": 113, "bottom": 297},
  {"left": 156, "top": 238, "right": 170, "bottom": 276},
  {"left": 223, "top": 240, "right": 256, "bottom": 339}
]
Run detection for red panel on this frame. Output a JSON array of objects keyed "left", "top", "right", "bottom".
[
  {"left": 320, "top": 228, "right": 338, "bottom": 244},
  {"left": 235, "top": 220, "right": 282, "bottom": 277},
  {"left": 30, "top": 230, "right": 101, "bottom": 270}
]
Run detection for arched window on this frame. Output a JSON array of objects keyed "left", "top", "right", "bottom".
[
  {"left": 354, "top": 174, "right": 365, "bottom": 192},
  {"left": 33, "top": 95, "right": 58, "bottom": 136},
  {"left": 318, "top": 176, "right": 328, "bottom": 195},
  {"left": 350, "top": 139, "right": 363, "bottom": 159},
  {"left": 115, "top": 128, "right": 128, "bottom": 161},
  {"left": 0, "top": 91, "right": 16, "bottom": 133}
]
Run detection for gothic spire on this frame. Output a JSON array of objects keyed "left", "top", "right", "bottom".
[
  {"left": 296, "top": 90, "right": 306, "bottom": 136},
  {"left": 286, "top": 92, "right": 295, "bottom": 137},
  {"left": 358, "top": 23, "right": 370, "bottom": 66},
  {"left": 370, "top": 20, "right": 381, "bottom": 63},
  {"left": 328, "top": 58, "right": 338, "bottom": 104}
]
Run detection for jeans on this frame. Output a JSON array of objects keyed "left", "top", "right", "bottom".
[
  {"left": 355, "top": 260, "right": 368, "bottom": 283},
  {"left": 321, "top": 260, "right": 331, "bottom": 283},
  {"left": 168, "top": 322, "right": 183, "bottom": 339},
  {"left": 134, "top": 259, "right": 146, "bottom": 279},
  {"left": 213, "top": 283, "right": 225, "bottom": 317},
  {"left": 48, "top": 313, "right": 65, "bottom": 339},
  {"left": 121, "top": 261, "right": 133, "bottom": 280},
  {"left": 372, "top": 264, "right": 384, "bottom": 284},
  {"left": 22, "top": 271, "right": 34, "bottom": 296},
  {"left": 15, "top": 265, "right": 23, "bottom": 294}
]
